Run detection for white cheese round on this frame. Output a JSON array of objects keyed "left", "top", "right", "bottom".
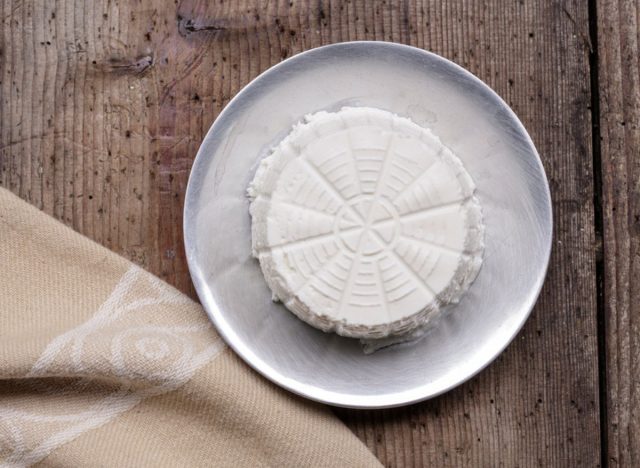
[{"left": 248, "top": 107, "right": 484, "bottom": 339}]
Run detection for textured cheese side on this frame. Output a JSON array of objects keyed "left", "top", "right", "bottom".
[{"left": 248, "top": 107, "right": 484, "bottom": 339}]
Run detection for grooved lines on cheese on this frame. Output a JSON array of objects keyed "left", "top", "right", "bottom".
[{"left": 249, "top": 107, "right": 484, "bottom": 340}]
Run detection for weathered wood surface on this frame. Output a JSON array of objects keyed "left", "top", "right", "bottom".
[
  {"left": 597, "top": 0, "right": 640, "bottom": 466},
  {"left": 0, "top": 1, "right": 606, "bottom": 466}
]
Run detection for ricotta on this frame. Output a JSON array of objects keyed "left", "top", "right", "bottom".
[{"left": 248, "top": 107, "right": 484, "bottom": 340}]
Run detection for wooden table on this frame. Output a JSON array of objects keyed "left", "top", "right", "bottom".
[{"left": 1, "top": 1, "right": 637, "bottom": 465}]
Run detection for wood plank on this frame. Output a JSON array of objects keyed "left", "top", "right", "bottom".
[
  {"left": 596, "top": 0, "right": 640, "bottom": 465},
  {"left": 0, "top": 1, "right": 601, "bottom": 466}
]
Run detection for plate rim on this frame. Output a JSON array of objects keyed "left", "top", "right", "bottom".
[{"left": 183, "top": 40, "right": 553, "bottom": 409}]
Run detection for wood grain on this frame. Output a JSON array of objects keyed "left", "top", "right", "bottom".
[
  {"left": 0, "top": 1, "right": 602, "bottom": 466},
  {"left": 596, "top": 0, "right": 640, "bottom": 465}
]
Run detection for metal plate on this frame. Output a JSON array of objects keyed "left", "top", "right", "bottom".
[{"left": 184, "top": 42, "right": 552, "bottom": 409}]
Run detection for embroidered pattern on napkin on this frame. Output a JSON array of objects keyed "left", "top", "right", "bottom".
[{"left": 1, "top": 265, "right": 226, "bottom": 467}]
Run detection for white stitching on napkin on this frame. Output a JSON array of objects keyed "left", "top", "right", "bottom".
[{"left": 0, "top": 265, "right": 226, "bottom": 467}]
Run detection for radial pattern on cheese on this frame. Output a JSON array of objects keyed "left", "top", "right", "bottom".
[{"left": 248, "top": 107, "right": 484, "bottom": 339}]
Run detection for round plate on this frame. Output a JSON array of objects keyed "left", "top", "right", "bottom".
[{"left": 184, "top": 41, "right": 552, "bottom": 409}]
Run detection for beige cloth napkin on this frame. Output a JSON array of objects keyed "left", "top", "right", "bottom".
[{"left": 0, "top": 188, "right": 381, "bottom": 467}]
